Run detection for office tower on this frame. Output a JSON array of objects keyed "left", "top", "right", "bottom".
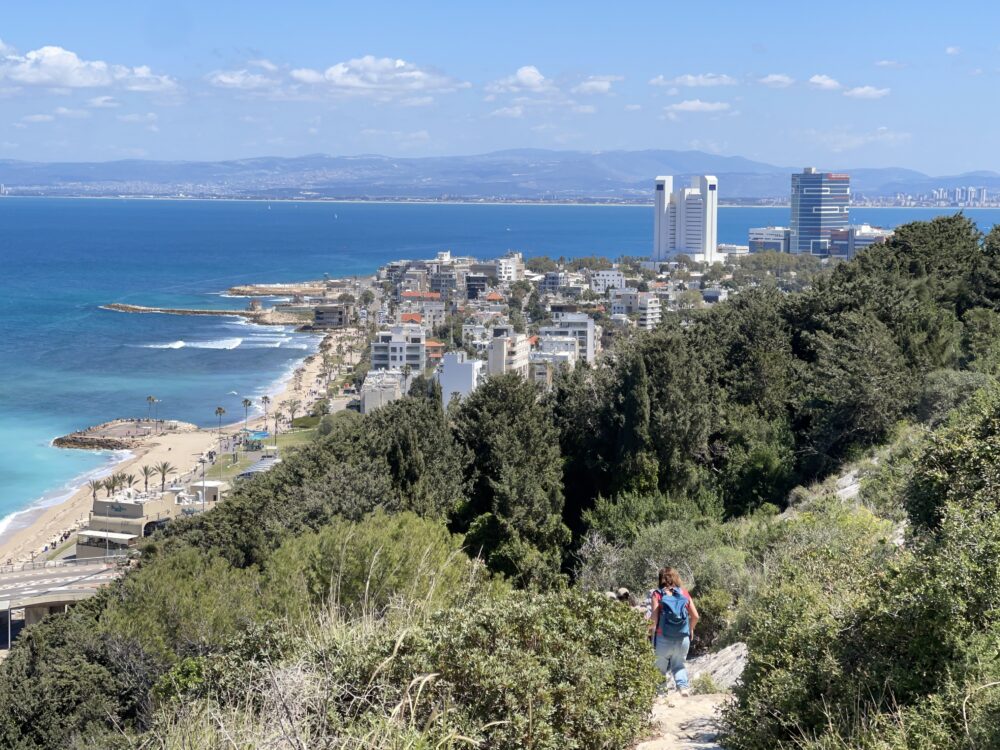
[
  {"left": 653, "top": 175, "right": 719, "bottom": 263},
  {"left": 748, "top": 226, "right": 790, "bottom": 253},
  {"left": 789, "top": 167, "right": 850, "bottom": 255}
]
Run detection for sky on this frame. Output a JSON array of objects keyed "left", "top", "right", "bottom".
[{"left": 0, "top": 0, "right": 995, "bottom": 174}]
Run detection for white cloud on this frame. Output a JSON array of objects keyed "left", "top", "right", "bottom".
[
  {"left": 53, "top": 106, "right": 90, "bottom": 118},
  {"left": 843, "top": 85, "right": 890, "bottom": 99},
  {"left": 651, "top": 73, "right": 737, "bottom": 87},
  {"left": 759, "top": 73, "right": 794, "bottom": 88},
  {"left": 571, "top": 75, "right": 622, "bottom": 95},
  {"left": 207, "top": 69, "right": 279, "bottom": 90},
  {"left": 117, "top": 112, "right": 158, "bottom": 123},
  {"left": 0, "top": 45, "right": 176, "bottom": 91},
  {"left": 291, "top": 55, "right": 467, "bottom": 98},
  {"left": 87, "top": 95, "right": 120, "bottom": 108},
  {"left": 665, "top": 99, "right": 731, "bottom": 113},
  {"left": 624, "top": 103, "right": 642, "bottom": 111},
  {"left": 21, "top": 114, "right": 54, "bottom": 123},
  {"left": 248, "top": 59, "right": 278, "bottom": 72},
  {"left": 805, "top": 126, "right": 910, "bottom": 152},
  {"left": 487, "top": 65, "right": 555, "bottom": 94},
  {"left": 875, "top": 59, "right": 904, "bottom": 68},
  {"left": 946, "top": 46, "right": 961, "bottom": 55},
  {"left": 809, "top": 74, "right": 841, "bottom": 90},
  {"left": 572, "top": 103, "right": 596, "bottom": 114},
  {"left": 489, "top": 105, "right": 524, "bottom": 118},
  {"left": 0, "top": 38, "right": 15, "bottom": 56}
]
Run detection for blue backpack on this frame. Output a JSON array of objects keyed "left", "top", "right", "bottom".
[{"left": 657, "top": 587, "right": 690, "bottom": 639}]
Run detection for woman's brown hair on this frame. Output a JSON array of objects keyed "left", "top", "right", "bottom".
[{"left": 658, "top": 567, "right": 683, "bottom": 590}]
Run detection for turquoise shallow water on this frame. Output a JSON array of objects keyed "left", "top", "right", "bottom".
[{"left": 1, "top": 198, "right": 998, "bottom": 536}]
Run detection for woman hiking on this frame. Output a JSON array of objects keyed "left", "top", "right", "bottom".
[{"left": 650, "top": 566, "right": 700, "bottom": 696}]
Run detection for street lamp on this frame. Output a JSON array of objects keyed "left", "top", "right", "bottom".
[{"left": 199, "top": 457, "right": 208, "bottom": 514}]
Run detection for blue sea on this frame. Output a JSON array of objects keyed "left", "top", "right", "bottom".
[{"left": 1, "top": 198, "right": 999, "bottom": 537}]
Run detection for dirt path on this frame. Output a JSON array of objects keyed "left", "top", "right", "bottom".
[{"left": 637, "top": 694, "right": 727, "bottom": 750}]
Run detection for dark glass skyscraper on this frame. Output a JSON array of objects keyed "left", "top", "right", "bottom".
[{"left": 789, "top": 167, "right": 850, "bottom": 255}]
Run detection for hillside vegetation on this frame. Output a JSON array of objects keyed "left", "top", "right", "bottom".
[{"left": 3, "top": 215, "right": 1000, "bottom": 748}]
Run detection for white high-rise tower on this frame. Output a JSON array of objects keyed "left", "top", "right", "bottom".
[{"left": 653, "top": 175, "right": 719, "bottom": 263}]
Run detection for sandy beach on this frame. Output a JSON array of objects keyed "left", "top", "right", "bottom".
[{"left": 0, "top": 328, "right": 354, "bottom": 564}]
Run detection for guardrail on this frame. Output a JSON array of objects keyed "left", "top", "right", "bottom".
[{"left": 0, "top": 555, "right": 127, "bottom": 576}]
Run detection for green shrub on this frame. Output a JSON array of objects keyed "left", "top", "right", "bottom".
[
  {"left": 323, "top": 590, "right": 660, "bottom": 750},
  {"left": 263, "top": 511, "right": 495, "bottom": 622}
]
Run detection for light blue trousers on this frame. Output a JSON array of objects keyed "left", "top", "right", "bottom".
[{"left": 654, "top": 635, "right": 690, "bottom": 690}]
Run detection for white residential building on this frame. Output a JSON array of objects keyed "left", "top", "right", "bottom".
[
  {"left": 589, "top": 269, "right": 626, "bottom": 295},
  {"left": 370, "top": 324, "right": 426, "bottom": 373},
  {"left": 538, "top": 335, "right": 579, "bottom": 360},
  {"left": 611, "top": 289, "right": 662, "bottom": 331},
  {"left": 360, "top": 370, "right": 406, "bottom": 414},
  {"left": 496, "top": 252, "right": 525, "bottom": 283},
  {"left": 487, "top": 331, "right": 531, "bottom": 377},
  {"left": 438, "top": 351, "right": 485, "bottom": 407},
  {"left": 653, "top": 175, "right": 719, "bottom": 264},
  {"left": 542, "top": 312, "right": 599, "bottom": 364}
]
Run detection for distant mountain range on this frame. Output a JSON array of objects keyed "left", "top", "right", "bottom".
[{"left": 0, "top": 149, "right": 997, "bottom": 201}]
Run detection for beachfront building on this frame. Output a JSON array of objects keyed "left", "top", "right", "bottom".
[
  {"left": 313, "top": 303, "right": 352, "bottom": 328},
  {"left": 370, "top": 324, "right": 426, "bottom": 373},
  {"left": 790, "top": 168, "right": 850, "bottom": 255},
  {"left": 439, "top": 350, "right": 485, "bottom": 407},
  {"left": 589, "top": 269, "right": 626, "bottom": 295},
  {"left": 653, "top": 175, "right": 719, "bottom": 264},
  {"left": 360, "top": 369, "right": 406, "bottom": 414},
  {"left": 487, "top": 330, "right": 531, "bottom": 377},
  {"left": 541, "top": 311, "right": 599, "bottom": 364},
  {"left": 78, "top": 485, "right": 222, "bottom": 559}
]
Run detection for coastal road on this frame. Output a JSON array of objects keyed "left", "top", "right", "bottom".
[
  {"left": 0, "top": 558, "right": 125, "bottom": 648},
  {"left": 0, "top": 560, "right": 121, "bottom": 604}
]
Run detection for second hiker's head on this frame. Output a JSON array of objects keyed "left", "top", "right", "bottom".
[{"left": 658, "top": 567, "right": 683, "bottom": 590}]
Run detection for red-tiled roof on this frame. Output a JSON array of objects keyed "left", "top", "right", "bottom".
[
  {"left": 401, "top": 290, "right": 441, "bottom": 300},
  {"left": 425, "top": 339, "right": 445, "bottom": 348},
  {"left": 485, "top": 291, "right": 504, "bottom": 302},
  {"left": 401, "top": 312, "right": 423, "bottom": 323}
]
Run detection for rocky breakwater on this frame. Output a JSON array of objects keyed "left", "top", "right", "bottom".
[
  {"left": 101, "top": 303, "right": 307, "bottom": 325},
  {"left": 227, "top": 281, "right": 327, "bottom": 297},
  {"left": 53, "top": 418, "right": 198, "bottom": 451}
]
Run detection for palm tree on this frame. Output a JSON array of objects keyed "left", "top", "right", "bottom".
[
  {"left": 124, "top": 473, "right": 137, "bottom": 490},
  {"left": 102, "top": 477, "right": 115, "bottom": 498},
  {"left": 287, "top": 399, "right": 302, "bottom": 423},
  {"left": 215, "top": 406, "right": 226, "bottom": 479},
  {"left": 87, "top": 479, "right": 102, "bottom": 503},
  {"left": 273, "top": 411, "right": 284, "bottom": 446},
  {"left": 242, "top": 398, "right": 253, "bottom": 433},
  {"left": 261, "top": 395, "right": 271, "bottom": 425},
  {"left": 146, "top": 395, "right": 156, "bottom": 422},
  {"left": 154, "top": 461, "right": 176, "bottom": 492},
  {"left": 140, "top": 464, "right": 155, "bottom": 493}
]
